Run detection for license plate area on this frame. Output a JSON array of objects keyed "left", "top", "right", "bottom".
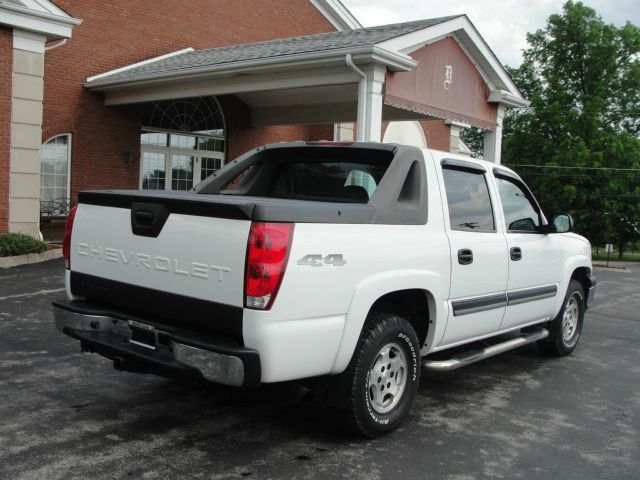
[{"left": 129, "top": 321, "right": 157, "bottom": 350}]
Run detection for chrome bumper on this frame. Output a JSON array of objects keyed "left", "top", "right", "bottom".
[{"left": 53, "top": 303, "right": 258, "bottom": 388}]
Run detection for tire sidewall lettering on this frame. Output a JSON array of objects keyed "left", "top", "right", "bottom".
[{"left": 364, "top": 328, "right": 419, "bottom": 425}]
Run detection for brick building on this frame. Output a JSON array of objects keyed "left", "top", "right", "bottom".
[{"left": 0, "top": 0, "right": 525, "bottom": 239}]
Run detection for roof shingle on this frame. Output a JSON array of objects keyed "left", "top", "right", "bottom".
[{"left": 89, "top": 16, "right": 460, "bottom": 84}]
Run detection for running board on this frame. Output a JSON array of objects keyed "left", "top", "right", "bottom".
[{"left": 422, "top": 327, "right": 549, "bottom": 372}]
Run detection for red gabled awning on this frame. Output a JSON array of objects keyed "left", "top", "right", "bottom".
[{"left": 385, "top": 37, "right": 498, "bottom": 130}]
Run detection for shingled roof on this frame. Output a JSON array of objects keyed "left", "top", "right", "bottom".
[{"left": 87, "top": 16, "right": 461, "bottom": 85}]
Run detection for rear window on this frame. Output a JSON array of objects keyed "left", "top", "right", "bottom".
[
  {"left": 213, "top": 147, "right": 394, "bottom": 203},
  {"left": 269, "top": 162, "right": 384, "bottom": 203}
]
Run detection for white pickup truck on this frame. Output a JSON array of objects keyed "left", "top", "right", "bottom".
[{"left": 53, "top": 141, "right": 596, "bottom": 437}]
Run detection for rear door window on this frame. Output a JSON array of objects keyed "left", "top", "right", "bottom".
[{"left": 442, "top": 167, "right": 495, "bottom": 232}]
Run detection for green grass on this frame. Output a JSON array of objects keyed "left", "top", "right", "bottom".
[
  {"left": 0, "top": 233, "right": 48, "bottom": 257},
  {"left": 592, "top": 249, "right": 640, "bottom": 262}
]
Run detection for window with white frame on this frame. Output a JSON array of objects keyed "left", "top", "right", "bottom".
[
  {"left": 40, "top": 134, "right": 71, "bottom": 202},
  {"left": 140, "top": 97, "right": 226, "bottom": 191}
]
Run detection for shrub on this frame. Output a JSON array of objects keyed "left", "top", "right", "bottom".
[{"left": 0, "top": 233, "right": 48, "bottom": 257}]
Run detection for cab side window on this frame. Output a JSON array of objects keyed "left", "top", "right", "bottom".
[
  {"left": 496, "top": 177, "right": 540, "bottom": 232},
  {"left": 442, "top": 167, "right": 495, "bottom": 232}
]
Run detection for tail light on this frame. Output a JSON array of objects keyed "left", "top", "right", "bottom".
[
  {"left": 245, "top": 222, "right": 294, "bottom": 310},
  {"left": 62, "top": 205, "right": 78, "bottom": 269}
]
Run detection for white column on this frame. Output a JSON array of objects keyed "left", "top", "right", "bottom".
[
  {"left": 354, "top": 76, "right": 367, "bottom": 141},
  {"left": 363, "top": 65, "right": 385, "bottom": 142},
  {"left": 334, "top": 122, "right": 355, "bottom": 141},
  {"left": 445, "top": 120, "right": 470, "bottom": 154},
  {"left": 9, "top": 30, "right": 47, "bottom": 238},
  {"left": 483, "top": 104, "right": 506, "bottom": 164}
]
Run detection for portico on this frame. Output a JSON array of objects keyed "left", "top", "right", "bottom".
[{"left": 85, "top": 15, "right": 527, "bottom": 189}]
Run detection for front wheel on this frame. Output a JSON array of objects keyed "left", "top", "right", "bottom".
[
  {"left": 538, "top": 279, "right": 585, "bottom": 356},
  {"left": 340, "top": 312, "right": 421, "bottom": 437}
]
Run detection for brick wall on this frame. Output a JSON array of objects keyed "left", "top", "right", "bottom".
[
  {"left": 42, "top": 0, "right": 336, "bottom": 199},
  {"left": 221, "top": 96, "right": 333, "bottom": 159},
  {"left": 0, "top": 27, "right": 12, "bottom": 233},
  {"left": 420, "top": 120, "right": 451, "bottom": 152}
]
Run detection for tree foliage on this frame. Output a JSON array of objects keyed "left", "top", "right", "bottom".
[
  {"left": 502, "top": 1, "right": 640, "bottom": 256},
  {"left": 459, "top": 126, "right": 484, "bottom": 158}
]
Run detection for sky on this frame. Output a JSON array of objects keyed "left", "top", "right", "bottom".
[{"left": 342, "top": 0, "right": 640, "bottom": 67}]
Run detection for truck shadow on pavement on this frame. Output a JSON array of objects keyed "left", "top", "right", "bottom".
[{"left": 57, "top": 342, "right": 551, "bottom": 445}]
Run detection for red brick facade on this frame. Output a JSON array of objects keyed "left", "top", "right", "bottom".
[
  {"left": 220, "top": 96, "right": 333, "bottom": 160},
  {"left": 0, "top": 27, "right": 12, "bottom": 233},
  {"left": 420, "top": 120, "right": 452, "bottom": 152},
  {"left": 42, "top": 0, "right": 337, "bottom": 200}
]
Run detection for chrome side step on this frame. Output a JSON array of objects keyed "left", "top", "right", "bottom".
[{"left": 422, "top": 327, "right": 549, "bottom": 372}]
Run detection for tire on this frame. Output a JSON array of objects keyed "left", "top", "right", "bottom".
[
  {"left": 537, "top": 279, "right": 585, "bottom": 357},
  {"left": 339, "top": 312, "right": 421, "bottom": 438}
]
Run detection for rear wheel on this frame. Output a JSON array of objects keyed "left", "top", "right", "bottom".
[
  {"left": 538, "top": 279, "right": 585, "bottom": 356},
  {"left": 339, "top": 312, "right": 421, "bottom": 437}
]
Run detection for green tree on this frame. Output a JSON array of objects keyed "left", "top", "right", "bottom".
[
  {"left": 459, "top": 126, "right": 484, "bottom": 158},
  {"left": 502, "top": 1, "right": 640, "bottom": 257}
]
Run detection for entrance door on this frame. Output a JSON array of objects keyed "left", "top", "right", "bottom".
[
  {"left": 171, "top": 155, "right": 194, "bottom": 191},
  {"left": 140, "top": 130, "right": 225, "bottom": 191}
]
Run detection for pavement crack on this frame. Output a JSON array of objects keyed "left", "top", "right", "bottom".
[
  {"left": 0, "top": 288, "right": 65, "bottom": 301},
  {"left": 605, "top": 335, "right": 640, "bottom": 344},
  {"left": 587, "top": 310, "right": 640, "bottom": 323}
]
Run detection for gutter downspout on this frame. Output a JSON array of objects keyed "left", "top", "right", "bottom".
[
  {"left": 346, "top": 53, "right": 366, "bottom": 141},
  {"left": 45, "top": 38, "right": 67, "bottom": 51}
]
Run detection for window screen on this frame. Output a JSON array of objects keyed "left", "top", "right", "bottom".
[
  {"left": 496, "top": 177, "right": 540, "bottom": 232},
  {"left": 442, "top": 168, "right": 495, "bottom": 231}
]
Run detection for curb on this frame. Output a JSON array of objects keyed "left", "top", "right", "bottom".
[
  {"left": 0, "top": 248, "right": 63, "bottom": 269},
  {"left": 593, "top": 264, "right": 632, "bottom": 273}
]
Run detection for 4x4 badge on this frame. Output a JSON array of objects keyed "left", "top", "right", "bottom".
[{"left": 297, "top": 254, "right": 346, "bottom": 267}]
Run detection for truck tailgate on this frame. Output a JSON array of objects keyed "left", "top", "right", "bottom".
[{"left": 69, "top": 193, "right": 253, "bottom": 335}]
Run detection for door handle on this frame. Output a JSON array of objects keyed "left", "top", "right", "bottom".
[
  {"left": 134, "top": 210, "right": 154, "bottom": 225},
  {"left": 458, "top": 249, "right": 473, "bottom": 265},
  {"left": 510, "top": 247, "right": 522, "bottom": 261}
]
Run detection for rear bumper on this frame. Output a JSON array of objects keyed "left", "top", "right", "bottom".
[{"left": 52, "top": 300, "right": 260, "bottom": 388}]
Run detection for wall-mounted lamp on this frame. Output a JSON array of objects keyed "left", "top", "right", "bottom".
[{"left": 122, "top": 151, "right": 133, "bottom": 167}]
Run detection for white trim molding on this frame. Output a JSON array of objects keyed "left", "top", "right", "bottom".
[
  {"left": 445, "top": 119, "right": 471, "bottom": 129},
  {"left": 41, "top": 133, "right": 73, "bottom": 204},
  {"left": 85, "top": 45, "right": 416, "bottom": 94},
  {"left": 13, "top": 28, "right": 46, "bottom": 53},
  {"left": 309, "top": 0, "right": 361, "bottom": 30},
  {"left": 488, "top": 89, "right": 530, "bottom": 108},
  {"left": 0, "top": 0, "right": 81, "bottom": 40},
  {"left": 483, "top": 104, "right": 506, "bottom": 164},
  {"left": 12, "top": 0, "right": 69, "bottom": 17},
  {"left": 378, "top": 15, "right": 526, "bottom": 104},
  {"left": 86, "top": 48, "right": 195, "bottom": 83}
]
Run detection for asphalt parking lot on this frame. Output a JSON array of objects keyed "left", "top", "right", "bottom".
[{"left": 1, "top": 259, "right": 638, "bottom": 480}]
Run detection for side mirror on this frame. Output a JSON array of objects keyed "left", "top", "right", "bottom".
[{"left": 552, "top": 213, "right": 574, "bottom": 233}]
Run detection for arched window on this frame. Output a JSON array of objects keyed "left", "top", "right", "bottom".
[
  {"left": 40, "top": 134, "right": 71, "bottom": 202},
  {"left": 140, "top": 97, "right": 226, "bottom": 191},
  {"left": 142, "top": 97, "right": 225, "bottom": 135}
]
